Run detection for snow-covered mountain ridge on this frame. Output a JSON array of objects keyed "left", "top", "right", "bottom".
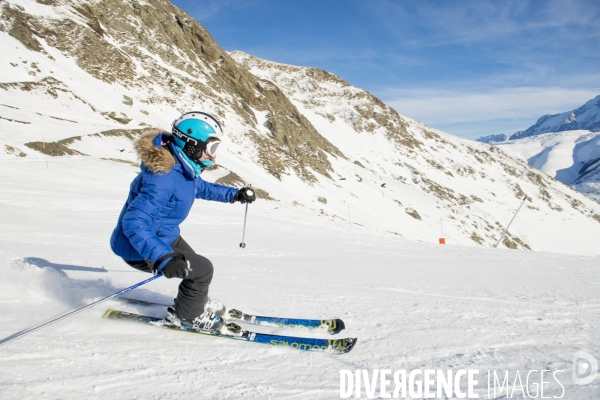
[
  {"left": 1, "top": 0, "right": 600, "bottom": 255},
  {"left": 476, "top": 96, "right": 600, "bottom": 202},
  {"left": 497, "top": 130, "right": 600, "bottom": 202},
  {"left": 511, "top": 95, "right": 600, "bottom": 140},
  {"left": 478, "top": 95, "right": 600, "bottom": 145}
]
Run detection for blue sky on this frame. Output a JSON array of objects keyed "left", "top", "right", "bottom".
[{"left": 172, "top": 0, "right": 600, "bottom": 139}]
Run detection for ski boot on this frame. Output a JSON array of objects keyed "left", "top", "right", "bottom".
[
  {"left": 190, "top": 311, "right": 224, "bottom": 332},
  {"left": 165, "top": 303, "right": 224, "bottom": 333},
  {"left": 167, "top": 297, "right": 226, "bottom": 317},
  {"left": 204, "top": 298, "right": 227, "bottom": 317}
]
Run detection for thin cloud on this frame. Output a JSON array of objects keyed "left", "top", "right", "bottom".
[
  {"left": 370, "top": 0, "right": 600, "bottom": 47},
  {"left": 385, "top": 87, "right": 600, "bottom": 126}
]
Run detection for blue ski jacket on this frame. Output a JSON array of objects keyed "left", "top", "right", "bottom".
[{"left": 110, "top": 130, "right": 237, "bottom": 265}]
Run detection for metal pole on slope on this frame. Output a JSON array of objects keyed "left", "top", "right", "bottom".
[
  {"left": 0, "top": 273, "right": 163, "bottom": 347},
  {"left": 495, "top": 195, "right": 529, "bottom": 248}
]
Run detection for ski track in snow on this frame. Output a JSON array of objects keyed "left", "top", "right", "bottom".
[{"left": 0, "top": 159, "right": 599, "bottom": 399}]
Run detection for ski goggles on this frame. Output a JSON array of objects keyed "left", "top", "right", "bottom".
[
  {"left": 204, "top": 137, "right": 221, "bottom": 158},
  {"left": 173, "top": 129, "right": 221, "bottom": 159}
]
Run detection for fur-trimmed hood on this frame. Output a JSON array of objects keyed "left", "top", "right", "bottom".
[{"left": 135, "top": 129, "right": 176, "bottom": 173}]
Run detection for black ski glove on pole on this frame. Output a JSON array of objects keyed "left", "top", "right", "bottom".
[
  {"left": 230, "top": 187, "right": 256, "bottom": 204},
  {"left": 154, "top": 253, "right": 189, "bottom": 279},
  {"left": 161, "top": 258, "right": 189, "bottom": 279}
]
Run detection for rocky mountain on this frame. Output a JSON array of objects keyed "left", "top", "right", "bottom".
[
  {"left": 1, "top": 0, "right": 600, "bottom": 255},
  {"left": 510, "top": 95, "right": 600, "bottom": 140},
  {"left": 0, "top": 0, "right": 342, "bottom": 182}
]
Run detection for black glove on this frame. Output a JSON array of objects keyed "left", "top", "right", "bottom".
[
  {"left": 230, "top": 187, "right": 256, "bottom": 204},
  {"left": 161, "top": 258, "right": 189, "bottom": 279},
  {"left": 156, "top": 253, "right": 189, "bottom": 279}
]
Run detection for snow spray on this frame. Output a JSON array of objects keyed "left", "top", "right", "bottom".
[{"left": 0, "top": 274, "right": 163, "bottom": 347}]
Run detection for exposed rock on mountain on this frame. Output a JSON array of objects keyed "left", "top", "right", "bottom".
[
  {"left": 0, "top": 0, "right": 342, "bottom": 182},
  {"left": 1, "top": 0, "right": 599, "bottom": 255},
  {"left": 230, "top": 52, "right": 420, "bottom": 151},
  {"left": 230, "top": 51, "right": 600, "bottom": 253}
]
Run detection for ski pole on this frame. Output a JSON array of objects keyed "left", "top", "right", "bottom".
[
  {"left": 0, "top": 273, "right": 163, "bottom": 347},
  {"left": 240, "top": 202, "right": 249, "bottom": 248}
]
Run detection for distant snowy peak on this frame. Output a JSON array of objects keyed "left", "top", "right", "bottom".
[
  {"left": 476, "top": 133, "right": 507, "bottom": 144},
  {"left": 485, "top": 95, "right": 600, "bottom": 201},
  {"left": 510, "top": 95, "right": 600, "bottom": 140},
  {"left": 497, "top": 130, "right": 600, "bottom": 202}
]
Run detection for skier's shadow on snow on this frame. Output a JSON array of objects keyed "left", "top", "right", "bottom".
[{"left": 23, "top": 257, "right": 108, "bottom": 276}]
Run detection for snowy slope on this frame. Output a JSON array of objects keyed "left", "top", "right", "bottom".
[
  {"left": 2, "top": 1, "right": 600, "bottom": 255},
  {"left": 0, "top": 2, "right": 599, "bottom": 398},
  {"left": 230, "top": 51, "right": 600, "bottom": 256},
  {"left": 497, "top": 131, "right": 600, "bottom": 202},
  {"left": 1, "top": 157, "right": 599, "bottom": 399},
  {"left": 510, "top": 95, "right": 600, "bottom": 140}
]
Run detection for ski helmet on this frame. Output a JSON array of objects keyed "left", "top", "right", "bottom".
[{"left": 171, "top": 111, "right": 223, "bottom": 166}]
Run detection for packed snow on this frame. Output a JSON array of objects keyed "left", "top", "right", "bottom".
[{"left": 0, "top": 155, "right": 599, "bottom": 399}]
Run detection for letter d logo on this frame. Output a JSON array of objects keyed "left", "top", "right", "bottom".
[{"left": 572, "top": 351, "right": 598, "bottom": 385}]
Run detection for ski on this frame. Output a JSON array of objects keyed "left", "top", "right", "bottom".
[
  {"left": 118, "top": 297, "right": 345, "bottom": 335},
  {"left": 103, "top": 309, "right": 357, "bottom": 354},
  {"left": 226, "top": 309, "right": 345, "bottom": 335}
]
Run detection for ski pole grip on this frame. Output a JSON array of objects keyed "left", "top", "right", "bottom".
[{"left": 153, "top": 252, "right": 186, "bottom": 273}]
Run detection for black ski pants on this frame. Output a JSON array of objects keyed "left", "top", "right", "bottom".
[{"left": 123, "top": 236, "right": 214, "bottom": 320}]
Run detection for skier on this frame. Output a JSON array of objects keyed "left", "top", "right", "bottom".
[{"left": 110, "top": 111, "right": 255, "bottom": 331}]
